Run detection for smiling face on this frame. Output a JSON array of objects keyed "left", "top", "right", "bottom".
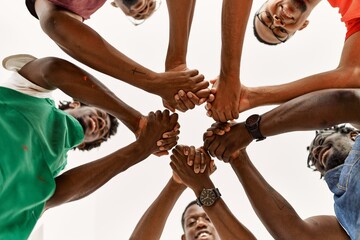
[
  {"left": 308, "top": 130, "right": 357, "bottom": 176},
  {"left": 182, "top": 204, "right": 220, "bottom": 240},
  {"left": 64, "top": 104, "right": 111, "bottom": 145},
  {"left": 253, "top": 0, "right": 320, "bottom": 44}
]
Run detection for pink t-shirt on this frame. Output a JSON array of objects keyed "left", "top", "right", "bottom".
[
  {"left": 327, "top": 0, "right": 360, "bottom": 40},
  {"left": 48, "top": 0, "right": 107, "bottom": 20}
]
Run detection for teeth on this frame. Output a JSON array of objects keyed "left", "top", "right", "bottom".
[{"left": 199, "top": 232, "right": 209, "bottom": 237}]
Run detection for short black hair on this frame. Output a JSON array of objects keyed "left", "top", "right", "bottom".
[
  {"left": 58, "top": 100, "right": 119, "bottom": 151},
  {"left": 306, "top": 125, "right": 356, "bottom": 176},
  {"left": 181, "top": 200, "right": 198, "bottom": 231}
]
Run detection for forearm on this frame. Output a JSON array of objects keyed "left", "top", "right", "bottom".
[
  {"left": 165, "top": 0, "right": 196, "bottom": 70},
  {"left": 230, "top": 151, "right": 306, "bottom": 239},
  {"left": 191, "top": 179, "right": 255, "bottom": 239},
  {"left": 130, "top": 178, "right": 186, "bottom": 240},
  {"left": 203, "top": 199, "right": 256, "bottom": 240},
  {"left": 46, "top": 141, "right": 148, "bottom": 210},
  {"left": 260, "top": 89, "right": 360, "bottom": 137},
  {"left": 20, "top": 57, "right": 142, "bottom": 133},
  {"left": 250, "top": 68, "right": 359, "bottom": 107},
  {"left": 38, "top": 10, "right": 157, "bottom": 92},
  {"left": 220, "top": 0, "right": 252, "bottom": 79}
]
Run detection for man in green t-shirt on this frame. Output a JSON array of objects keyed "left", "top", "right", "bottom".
[{"left": 0, "top": 55, "right": 179, "bottom": 239}]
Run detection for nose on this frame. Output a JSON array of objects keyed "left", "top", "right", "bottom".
[
  {"left": 273, "top": 15, "right": 284, "bottom": 27},
  {"left": 97, "top": 116, "right": 106, "bottom": 131},
  {"left": 195, "top": 217, "right": 208, "bottom": 228}
]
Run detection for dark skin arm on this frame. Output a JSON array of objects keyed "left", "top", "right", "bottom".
[
  {"left": 129, "top": 177, "right": 186, "bottom": 240},
  {"left": 130, "top": 145, "right": 209, "bottom": 239},
  {"left": 165, "top": 0, "right": 211, "bottom": 112},
  {"left": 45, "top": 110, "right": 179, "bottom": 210},
  {"left": 34, "top": 0, "right": 208, "bottom": 112},
  {"left": 207, "top": 0, "right": 253, "bottom": 122},
  {"left": 238, "top": 31, "right": 360, "bottom": 113},
  {"left": 204, "top": 89, "right": 360, "bottom": 161},
  {"left": 170, "top": 145, "right": 256, "bottom": 240},
  {"left": 19, "top": 57, "right": 179, "bottom": 155},
  {"left": 230, "top": 149, "right": 348, "bottom": 240}
]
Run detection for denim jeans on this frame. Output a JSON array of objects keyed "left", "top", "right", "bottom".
[{"left": 325, "top": 136, "right": 360, "bottom": 240}]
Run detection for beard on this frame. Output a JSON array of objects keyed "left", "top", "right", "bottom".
[
  {"left": 292, "top": 0, "right": 307, "bottom": 12},
  {"left": 325, "top": 151, "right": 348, "bottom": 172}
]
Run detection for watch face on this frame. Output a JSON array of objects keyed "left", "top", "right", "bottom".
[
  {"left": 246, "top": 114, "right": 260, "bottom": 126},
  {"left": 200, "top": 189, "right": 217, "bottom": 207}
]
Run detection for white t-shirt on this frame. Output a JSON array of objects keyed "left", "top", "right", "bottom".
[{"left": 0, "top": 70, "right": 53, "bottom": 99}]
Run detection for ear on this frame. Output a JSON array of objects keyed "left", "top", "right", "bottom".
[
  {"left": 350, "top": 131, "right": 359, "bottom": 141},
  {"left": 181, "top": 234, "right": 186, "bottom": 240},
  {"left": 298, "top": 20, "right": 309, "bottom": 31},
  {"left": 69, "top": 101, "right": 81, "bottom": 109},
  {"left": 76, "top": 142, "right": 86, "bottom": 150}
]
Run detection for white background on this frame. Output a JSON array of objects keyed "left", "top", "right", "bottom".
[{"left": 1, "top": 1, "right": 345, "bottom": 239}]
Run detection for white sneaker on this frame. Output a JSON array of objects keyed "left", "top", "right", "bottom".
[{"left": 2, "top": 54, "right": 37, "bottom": 72}]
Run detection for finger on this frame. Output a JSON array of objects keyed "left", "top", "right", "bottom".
[
  {"left": 169, "top": 112, "right": 179, "bottom": 130},
  {"left": 232, "top": 110, "right": 239, "bottom": 120},
  {"left": 207, "top": 139, "right": 220, "bottom": 158},
  {"left": 153, "top": 150, "right": 169, "bottom": 157},
  {"left": 195, "top": 88, "right": 211, "bottom": 99},
  {"left": 209, "top": 160, "right": 217, "bottom": 173},
  {"left": 203, "top": 130, "right": 214, "bottom": 140},
  {"left": 187, "top": 146, "right": 196, "bottom": 166},
  {"left": 174, "top": 94, "right": 188, "bottom": 112},
  {"left": 207, "top": 93, "right": 215, "bottom": 103},
  {"left": 199, "top": 152, "right": 207, "bottom": 173},
  {"left": 203, "top": 135, "right": 215, "bottom": 150},
  {"left": 187, "top": 92, "right": 201, "bottom": 106},
  {"left": 159, "top": 138, "right": 178, "bottom": 151},
  {"left": 186, "top": 69, "right": 200, "bottom": 77},
  {"left": 163, "top": 100, "right": 176, "bottom": 112},
  {"left": 178, "top": 90, "right": 196, "bottom": 110},
  {"left": 193, "top": 150, "right": 201, "bottom": 174},
  {"left": 162, "top": 130, "right": 180, "bottom": 139}
]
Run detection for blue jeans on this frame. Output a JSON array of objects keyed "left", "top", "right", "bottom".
[{"left": 325, "top": 136, "right": 360, "bottom": 239}]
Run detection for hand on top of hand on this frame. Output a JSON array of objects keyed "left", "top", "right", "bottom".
[{"left": 136, "top": 110, "right": 179, "bottom": 156}]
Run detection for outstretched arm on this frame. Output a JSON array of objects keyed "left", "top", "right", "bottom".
[
  {"left": 230, "top": 150, "right": 348, "bottom": 239},
  {"left": 19, "top": 56, "right": 141, "bottom": 134},
  {"left": 130, "top": 177, "right": 186, "bottom": 239},
  {"left": 242, "top": 33, "right": 360, "bottom": 111},
  {"left": 45, "top": 110, "right": 179, "bottom": 210},
  {"left": 170, "top": 146, "right": 256, "bottom": 240},
  {"left": 207, "top": 0, "right": 253, "bottom": 122},
  {"left": 165, "top": 0, "right": 211, "bottom": 112},
  {"left": 34, "top": 0, "right": 207, "bottom": 112},
  {"left": 204, "top": 89, "right": 360, "bottom": 162}
]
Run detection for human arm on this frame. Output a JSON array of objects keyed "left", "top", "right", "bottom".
[
  {"left": 207, "top": 0, "right": 253, "bottom": 122},
  {"left": 19, "top": 56, "right": 179, "bottom": 155},
  {"left": 164, "top": 0, "right": 211, "bottom": 112},
  {"left": 34, "top": 0, "right": 208, "bottom": 112},
  {"left": 204, "top": 89, "right": 360, "bottom": 162},
  {"left": 130, "top": 176, "right": 186, "bottom": 239},
  {"left": 170, "top": 146, "right": 256, "bottom": 240},
  {"left": 230, "top": 149, "right": 348, "bottom": 240},
  {"left": 45, "top": 110, "right": 179, "bottom": 210},
  {"left": 240, "top": 33, "right": 360, "bottom": 111}
]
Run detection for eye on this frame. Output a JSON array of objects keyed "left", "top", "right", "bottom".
[
  {"left": 279, "top": 28, "right": 287, "bottom": 33},
  {"left": 187, "top": 220, "right": 196, "bottom": 227}
]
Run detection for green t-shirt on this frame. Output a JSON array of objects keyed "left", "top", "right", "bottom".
[{"left": 0, "top": 87, "right": 84, "bottom": 239}]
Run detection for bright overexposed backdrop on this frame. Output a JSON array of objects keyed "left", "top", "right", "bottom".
[{"left": 1, "top": 1, "right": 345, "bottom": 239}]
